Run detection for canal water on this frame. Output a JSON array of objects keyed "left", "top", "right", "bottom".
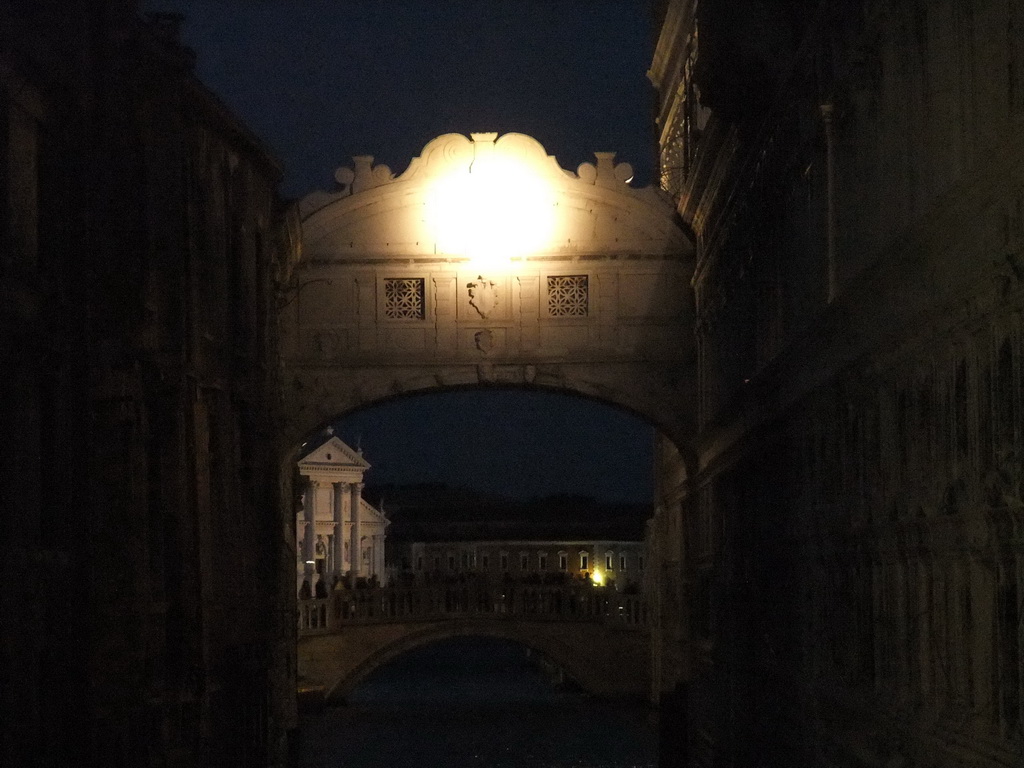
[{"left": 299, "top": 636, "right": 658, "bottom": 768}]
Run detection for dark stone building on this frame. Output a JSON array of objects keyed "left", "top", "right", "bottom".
[
  {"left": 1, "top": 2, "right": 296, "bottom": 765},
  {"left": 649, "top": 1, "right": 1024, "bottom": 766}
]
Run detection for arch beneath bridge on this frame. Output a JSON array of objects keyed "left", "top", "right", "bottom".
[{"left": 298, "top": 618, "right": 652, "bottom": 702}]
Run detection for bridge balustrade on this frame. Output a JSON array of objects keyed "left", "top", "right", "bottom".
[{"left": 297, "top": 582, "right": 648, "bottom": 635}]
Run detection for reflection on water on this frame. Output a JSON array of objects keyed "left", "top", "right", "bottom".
[{"left": 299, "top": 637, "right": 657, "bottom": 768}]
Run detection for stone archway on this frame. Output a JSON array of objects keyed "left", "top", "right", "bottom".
[{"left": 298, "top": 619, "right": 652, "bottom": 702}]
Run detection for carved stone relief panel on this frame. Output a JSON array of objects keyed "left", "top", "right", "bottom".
[
  {"left": 460, "top": 327, "right": 506, "bottom": 355},
  {"left": 474, "top": 329, "right": 495, "bottom": 354},
  {"left": 457, "top": 273, "right": 510, "bottom": 321},
  {"left": 467, "top": 275, "right": 500, "bottom": 318}
]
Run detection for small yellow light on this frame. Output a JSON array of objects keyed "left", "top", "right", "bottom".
[{"left": 426, "top": 153, "right": 556, "bottom": 269}]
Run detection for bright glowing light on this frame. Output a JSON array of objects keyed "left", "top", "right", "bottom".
[
  {"left": 426, "top": 154, "right": 556, "bottom": 269},
  {"left": 592, "top": 569, "right": 604, "bottom": 586}
]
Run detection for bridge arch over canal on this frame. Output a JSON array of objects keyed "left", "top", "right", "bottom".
[{"left": 298, "top": 595, "right": 652, "bottom": 702}]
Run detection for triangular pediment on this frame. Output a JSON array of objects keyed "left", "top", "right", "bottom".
[
  {"left": 359, "top": 498, "right": 390, "bottom": 527},
  {"left": 297, "top": 435, "right": 370, "bottom": 473}
]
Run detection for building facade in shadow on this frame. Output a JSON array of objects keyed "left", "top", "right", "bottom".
[
  {"left": 649, "top": 1, "right": 1024, "bottom": 766},
  {"left": 1, "top": 2, "right": 297, "bottom": 765}
]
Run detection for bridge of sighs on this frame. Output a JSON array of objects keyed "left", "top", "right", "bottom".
[{"left": 278, "top": 131, "right": 696, "bottom": 451}]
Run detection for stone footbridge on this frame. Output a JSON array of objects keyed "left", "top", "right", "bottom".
[{"left": 297, "top": 583, "right": 651, "bottom": 701}]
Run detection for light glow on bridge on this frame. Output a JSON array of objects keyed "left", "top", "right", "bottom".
[{"left": 425, "top": 150, "right": 557, "bottom": 270}]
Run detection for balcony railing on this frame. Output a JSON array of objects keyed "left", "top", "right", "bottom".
[{"left": 297, "top": 581, "right": 648, "bottom": 635}]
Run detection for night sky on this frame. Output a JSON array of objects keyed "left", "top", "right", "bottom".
[{"left": 142, "top": 0, "right": 658, "bottom": 503}]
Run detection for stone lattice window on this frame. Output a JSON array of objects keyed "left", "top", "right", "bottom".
[
  {"left": 383, "top": 278, "right": 425, "bottom": 319},
  {"left": 547, "top": 275, "right": 588, "bottom": 316}
]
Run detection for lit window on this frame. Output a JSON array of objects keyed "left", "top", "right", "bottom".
[
  {"left": 606, "top": 552, "right": 613, "bottom": 570},
  {"left": 619, "top": 554, "right": 627, "bottom": 571},
  {"left": 580, "top": 552, "right": 589, "bottom": 571}
]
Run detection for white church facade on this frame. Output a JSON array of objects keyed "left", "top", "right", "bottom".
[{"left": 296, "top": 434, "right": 388, "bottom": 596}]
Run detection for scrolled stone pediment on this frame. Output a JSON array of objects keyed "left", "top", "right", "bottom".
[{"left": 298, "top": 132, "right": 691, "bottom": 262}]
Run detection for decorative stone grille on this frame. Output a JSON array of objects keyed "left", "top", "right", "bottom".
[
  {"left": 660, "top": 125, "right": 687, "bottom": 198},
  {"left": 547, "top": 275, "right": 589, "bottom": 316},
  {"left": 383, "top": 278, "right": 425, "bottom": 319}
]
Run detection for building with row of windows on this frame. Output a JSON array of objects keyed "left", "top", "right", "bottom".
[{"left": 399, "top": 539, "right": 646, "bottom": 590}]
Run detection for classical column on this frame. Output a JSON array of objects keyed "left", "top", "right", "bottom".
[
  {"left": 332, "top": 482, "right": 345, "bottom": 583},
  {"left": 303, "top": 479, "right": 318, "bottom": 585},
  {"left": 350, "top": 482, "right": 363, "bottom": 583}
]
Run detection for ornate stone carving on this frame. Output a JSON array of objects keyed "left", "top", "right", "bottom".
[
  {"left": 547, "top": 275, "right": 589, "bottom": 316},
  {"left": 334, "top": 155, "right": 393, "bottom": 196},
  {"left": 576, "top": 151, "right": 633, "bottom": 188},
  {"left": 299, "top": 132, "right": 692, "bottom": 259},
  {"left": 383, "top": 278, "right": 425, "bottom": 319},
  {"left": 474, "top": 329, "right": 494, "bottom": 354},
  {"left": 467, "top": 275, "right": 498, "bottom": 318}
]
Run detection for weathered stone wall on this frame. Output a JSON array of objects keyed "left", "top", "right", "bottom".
[
  {"left": 651, "top": 1, "right": 1024, "bottom": 766},
  {"left": 0, "top": 3, "right": 296, "bottom": 766}
]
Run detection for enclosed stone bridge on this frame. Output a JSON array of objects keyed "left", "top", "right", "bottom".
[
  {"left": 297, "top": 582, "right": 650, "bottom": 701},
  {"left": 278, "top": 131, "right": 696, "bottom": 454}
]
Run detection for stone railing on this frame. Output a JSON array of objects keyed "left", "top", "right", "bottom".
[{"left": 297, "top": 582, "right": 647, "bottom": 635}]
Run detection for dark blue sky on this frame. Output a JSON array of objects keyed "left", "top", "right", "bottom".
[
  {"left": 143, "top": 0, "right": 657, "bottom": 197},
  {"left": 143, "top": 0, "right": 657, "bottom": 502},
  {"left": 335, "top": 390, "right": 652, "bottom": 504}
]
